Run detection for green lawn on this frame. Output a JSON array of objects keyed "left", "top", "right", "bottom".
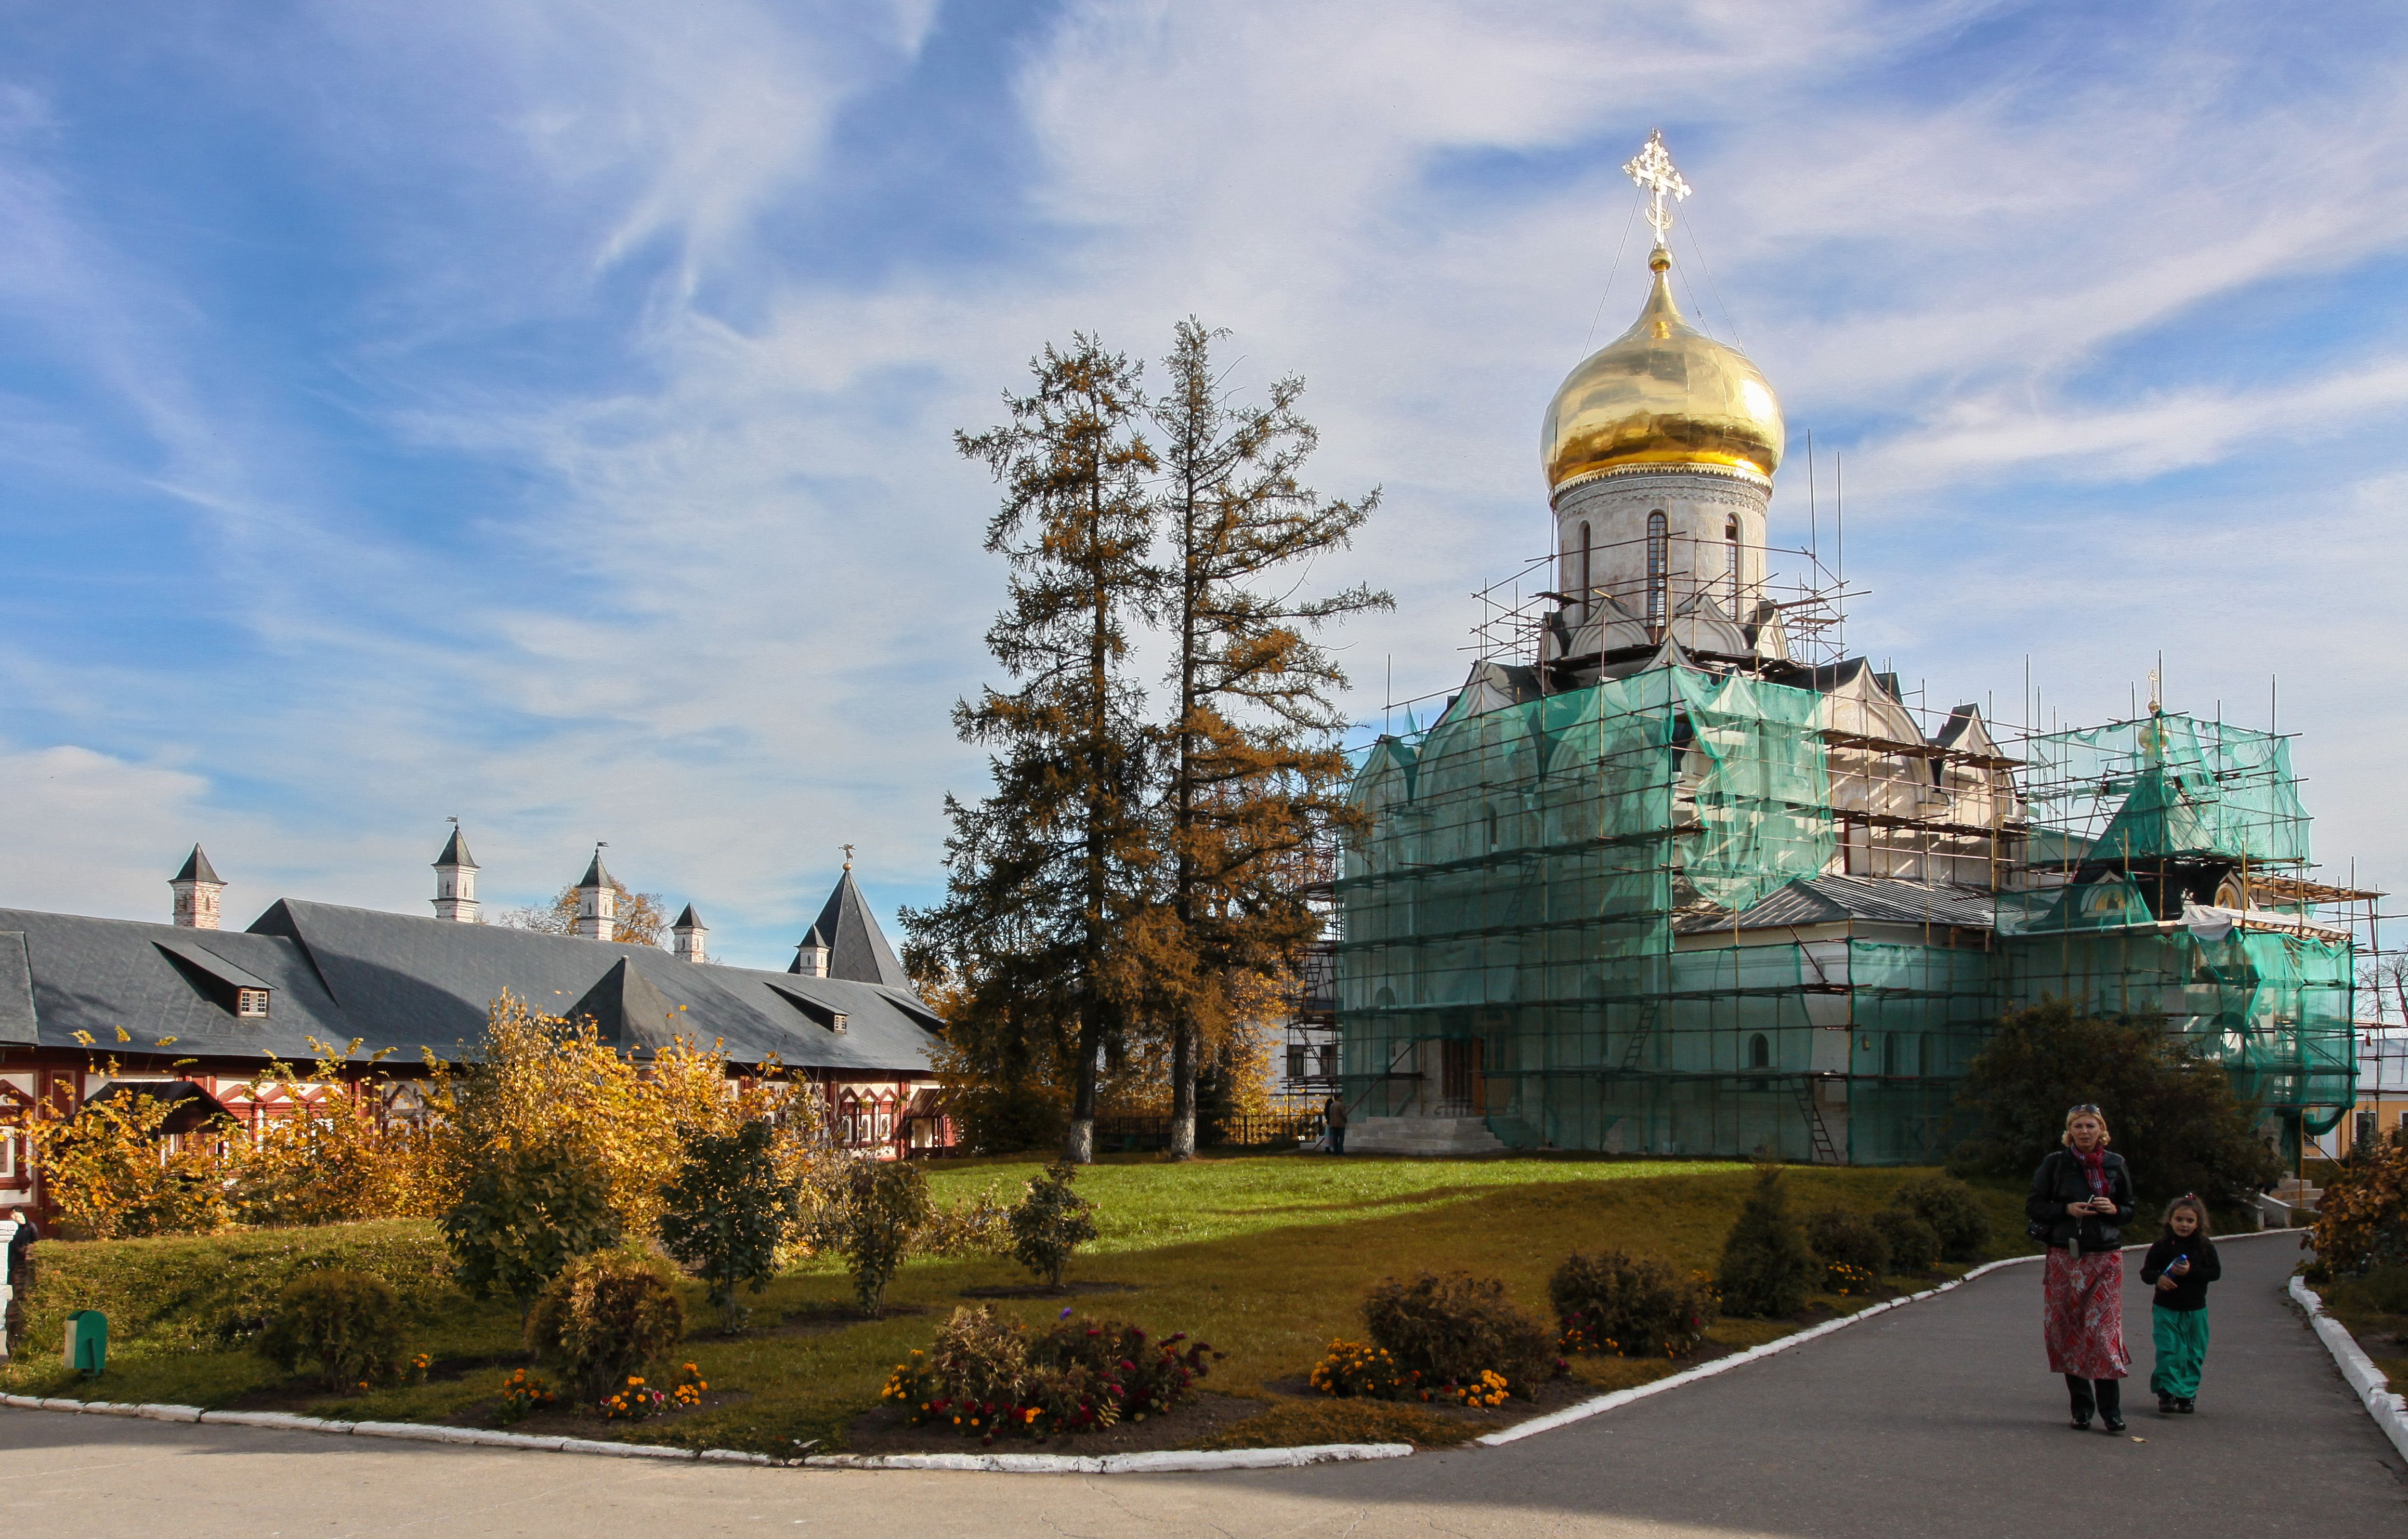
[{"left": 2, "top": 1153, "right": 2039, "bottom": 1455}]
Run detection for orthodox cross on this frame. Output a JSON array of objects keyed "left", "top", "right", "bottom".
[{"left": 1623, "top": 129, "right": 1691, "bottom": 246}]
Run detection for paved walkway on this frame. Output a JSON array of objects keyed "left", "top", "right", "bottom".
[{"left": 2, "top": 1232, "right": 2399, "bottom": 1537}]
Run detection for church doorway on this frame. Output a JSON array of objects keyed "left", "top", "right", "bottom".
[{"left": 1439, "top": 1038, "right": 1485, "bottom": 1116}]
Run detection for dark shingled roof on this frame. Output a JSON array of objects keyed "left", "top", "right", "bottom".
[
  {"left": 172, "top": 845, "right": 222, "bottom": 885},
  {"left": 806, "top": 872, "right": 912, "bottom": 990},
  {"left": 434, "top": 828, "right": 478, "bottom": 870},
  {"left": 1673, "top": 875, "right": 1996, "bottom": 935},
  {"left": 0, "top": 900, "right": 940, "bottom": 1076},
  {"left": 673, "top": 904, "right": 703, "bottom": 930},
  {"left": 578, "top": 849, "right": 613, "bottom": 889}
]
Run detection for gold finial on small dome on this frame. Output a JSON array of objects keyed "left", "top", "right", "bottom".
[{"left": 1540, "top": 134, "right": 1783, "bottom": 495}]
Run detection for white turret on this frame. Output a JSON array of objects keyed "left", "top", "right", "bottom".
[
  {"left": 171, "top": 845, "right": 225, "bottom": 929},
  {"left": 431, "top": 824, "right": 480, "bottom": 923},
  {"left": 672, "top": 904, "right": 707, "bottom": 964},
  {"left": 574, "top": 847, "right": 617, "bottom": 941}
]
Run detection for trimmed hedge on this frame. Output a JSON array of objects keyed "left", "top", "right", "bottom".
[{"left": 12, "top": 1220, "right": 456, "bottom": 1360}]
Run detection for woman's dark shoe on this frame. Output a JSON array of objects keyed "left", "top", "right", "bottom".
[
  {"left": 2070, "top": 1414, "right": 2091, "bottom": 1430},
  {"left": 2175, "top": 1398, "right": 2196, "bottom": 1414},
  {"left": 2156, "top": 1393, "right": 2174, "bottom": 1414},
  {"left": 2101, "top": 1415, "right": 2127, "bottom": 1433}
]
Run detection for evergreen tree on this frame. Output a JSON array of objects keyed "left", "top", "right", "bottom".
[
  {"left": 1149, "top": 320, "right": 1389, "bottom": 1159},
  {"left": 906, "top": 336, "right": 1160, "bottom": 1164},
  {"left": 1716, "top": 1166, "right": 1816, "bottom": 1318}
]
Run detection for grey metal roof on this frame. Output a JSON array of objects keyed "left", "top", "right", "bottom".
[
  {"left": 0, "top": 900, "right": 940, "bottom": 1077},
  {"left": 672, "top": 904, "right": 703, "bottom": 930},
  {"left": 434, "top": 828, "right": 478, "bottom": 870},
  {"left": 1673, "top": 875, "right": 1996, "bottom": 935},
  {"left": 578, "top": 849, "right": 613, "bottom": 889},
  {"left": 173, "top": 845, "right": 222, "bottom": 885},
  {"left": 806, "top": 872, "right": 912, "bottom": 990}
]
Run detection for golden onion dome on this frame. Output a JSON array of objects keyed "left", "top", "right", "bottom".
[{"left": 1541, "top": 247, "right": 1784, "bottom": 494}]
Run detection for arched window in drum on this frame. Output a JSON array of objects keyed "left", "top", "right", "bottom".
[{"left": 1646, "top": 511, "right": 1668, "bottom": 625}]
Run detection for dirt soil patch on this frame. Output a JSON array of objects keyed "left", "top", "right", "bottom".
[{"left": 840, "top": 1389, "right": 1267, "bottom": 1455}]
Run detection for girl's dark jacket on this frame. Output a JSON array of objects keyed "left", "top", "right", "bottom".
[
  {"left": 2140, "top": 1234, "right": 2221, "bottom": 1311},
  {"left": 2025, "top": 1148, "right": 2138, "bottom": 1250}
]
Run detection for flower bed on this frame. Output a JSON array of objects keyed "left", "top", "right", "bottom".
[{"left": 880, "top": 1307, "right": 1218, "bottom": 1442}]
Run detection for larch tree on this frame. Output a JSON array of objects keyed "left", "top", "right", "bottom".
[
  {"left": 1150, "top": 320, "right": 1389, "bottom": 1160},
  {"left": 906, "top": 335, "right": 1162, "bottom": 1165}
]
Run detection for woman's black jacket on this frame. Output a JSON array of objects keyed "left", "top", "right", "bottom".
[{"left": 2026, "top": 1149, "right": 2137, "bottom": 1250}]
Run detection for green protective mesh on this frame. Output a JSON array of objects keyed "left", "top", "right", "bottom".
[
  {"left": 1999, "top": 711, "right": 2354, "bottom": 1123},
  {"left": 2022, "top": 713, "right": 2310, "bottom": 866},
  {"left": 1336, "top": 679, "right": 2355, "bottom": 1161}
]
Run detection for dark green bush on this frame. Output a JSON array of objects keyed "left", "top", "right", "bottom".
[
  {"left": 1949, "top": 999, "right": 2279, "bottom": 1204},
  {"left": 254, "top": 1269, "right": 407, "bottom": 1391},
  {"left": 1007, "top": 1161, "right": 1098, "bottom": 1288},
  {"left": 805, "top": 1157, "right": 932, "bottom": 1315},
  {"left": 1548, "top": 1248, "right": 1718, "bottom": 1359},
  {"left": 1870, "top": 1209, "right": 1942, "bottom": 1272},
  {"left": 442, "top": 1138, "right": 622, "bottom": 1309},
  {"left": 2325, "top": 1266, "right": 2408, "bottom": 1316},
  {"left": 1717, "top": 1167, "right": 1816, "bottom": 1318},
  {"left": 657, "top": 1119, "right": 801, "bottom": 1333},
  {"left": 525, "top": 1251, "right": 687, "bottom": 1400},
  {"left": 1889, "top": 1174, "right": 1992, "bottom": 1261},
  {"left": 1360, "top": 1271, "right": 1555, "bottom": 1393},
  {"left": 1802, "top": 1209, "right": 1890, "bottom": 1280},
  {"left": 10, "top": 1221, "right": 455, "bottom": 1360}
]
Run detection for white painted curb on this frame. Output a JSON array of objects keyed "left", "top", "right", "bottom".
[
  {"left": 800, "top": 1442, "right": 1413, "bottom": 1474},
  {"left": 1481, "top": 1229, "right": 2301, "bottom": 1447},
  {"left": 0, "top": 1393, "right": 762, "bottom": 1465},
  {"left": 2288, "top": 1275, "right": 2408, "bottom": 1461}
]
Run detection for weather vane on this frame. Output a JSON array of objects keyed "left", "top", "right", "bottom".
[
  {"left": 1624, "top": 129, "right": 1691, "bottom": 247},
  {"left": 842, "top": 843, "right": 854, "bottom": 871}
]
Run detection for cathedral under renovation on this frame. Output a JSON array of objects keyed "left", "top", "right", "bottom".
[{"left": 1330, "top": 136, "right": 2367, "bottom": 1164}]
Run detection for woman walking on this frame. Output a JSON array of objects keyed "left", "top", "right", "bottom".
[{"left": 2027, "top": 1104, "right": 2136, "bottom": 1432}]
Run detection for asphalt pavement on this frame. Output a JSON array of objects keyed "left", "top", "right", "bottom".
[{"left": 2, "top": 1230, "right": 2398, "bottom": 1538}]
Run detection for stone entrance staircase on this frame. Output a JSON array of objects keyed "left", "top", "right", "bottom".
[{"left": 1344, "top": 1115, "right": 1507, "bottom": 1157}]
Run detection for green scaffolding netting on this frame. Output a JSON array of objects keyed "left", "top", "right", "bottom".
[{"left": 1336, "top": 686, "right": 2355, "bottom": 1162}]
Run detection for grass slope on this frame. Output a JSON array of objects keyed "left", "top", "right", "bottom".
[{"left": 2, "top": 1155, "right": 2036, "bottom": 1455}]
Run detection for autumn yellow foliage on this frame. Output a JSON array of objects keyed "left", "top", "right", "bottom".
[{"left": 26, "top": 991, "right": 829, "bottom": 1241}]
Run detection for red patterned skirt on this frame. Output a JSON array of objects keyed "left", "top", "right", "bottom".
[{"left": 2043, "top": 1246, "right": 2129, "bottom": 1380}]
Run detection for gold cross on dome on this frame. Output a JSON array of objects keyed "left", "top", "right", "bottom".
[{"left": 1624, "top": 130, "right": 1691, "bottom": 246}]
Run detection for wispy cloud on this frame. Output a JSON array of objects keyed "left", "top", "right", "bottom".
[{"left": 5, "top": 0, "right": 2408, "bottom": 952}]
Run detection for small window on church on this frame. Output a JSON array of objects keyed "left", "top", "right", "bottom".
[
  {"left": 1748, "top": 1032, "right": 1770, "bottom": 1071},
  {"left": 1725, "top": 516, "right": 1741, "bottom": 611},
  {"left": 235, "top": 988, "right": 270, "bottom": 1018},
  {"left": 1578, "top": 521, "right": 1592, "bottom": 598},
  {"left": 1646, "top": 512, "right": 1668, "bottom": 624}
]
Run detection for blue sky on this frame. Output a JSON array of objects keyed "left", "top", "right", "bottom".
[{"left": 3, "top": 1, "right": 2405, "bottom": 965}]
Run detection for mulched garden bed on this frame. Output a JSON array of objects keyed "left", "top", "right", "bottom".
[
  {"left": 433, "top": 1387, "right": 751, "bottom": 1438},
  {"left": 839, "top": 1388, "right": 1270, "bottom": 1455}
]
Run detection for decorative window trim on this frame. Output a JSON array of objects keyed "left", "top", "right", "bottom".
[{"left": 235, "top": 988, "right": 270, "bottom": 1018}]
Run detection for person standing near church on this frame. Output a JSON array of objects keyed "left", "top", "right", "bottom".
[
  {"left": 1323, "top": 1093, "right": 1348, "bottom": 1156},
  {"left": 2142, "top": 1194, "right": 2220, "bottom": 1414},
  {"left": 2027, "top": 1106, "right": 2136, "bottom": 1432}
]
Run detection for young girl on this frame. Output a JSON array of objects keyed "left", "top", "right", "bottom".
[{"left": 2141, "top": 1194, "right": 2221, "bottom": 1414}]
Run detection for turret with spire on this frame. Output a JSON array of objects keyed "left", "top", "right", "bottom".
[
  {"left": 170, "top": 845, "right": 225, "bottom": 929},
  {"left": 574, "top": 845, "right": 617, "bottom": 942},
  {"left": 672, "top": 903, "right": 708, "bottom": 964},
  {"left": 431, "top": 821, "right": 480, "bottom": 923}
]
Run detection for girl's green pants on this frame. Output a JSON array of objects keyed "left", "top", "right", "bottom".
[{"left": 2149, "top": 1306, "right": 2209, "bottom": 1400}]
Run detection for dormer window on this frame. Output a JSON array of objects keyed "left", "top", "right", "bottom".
[{"left": 235, "top": 988, "right": 270, "bottom": 1018}]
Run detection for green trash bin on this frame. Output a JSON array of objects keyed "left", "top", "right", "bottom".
[{"left": 63, "top": 1310, "right": 107, "bottom": 1377}]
